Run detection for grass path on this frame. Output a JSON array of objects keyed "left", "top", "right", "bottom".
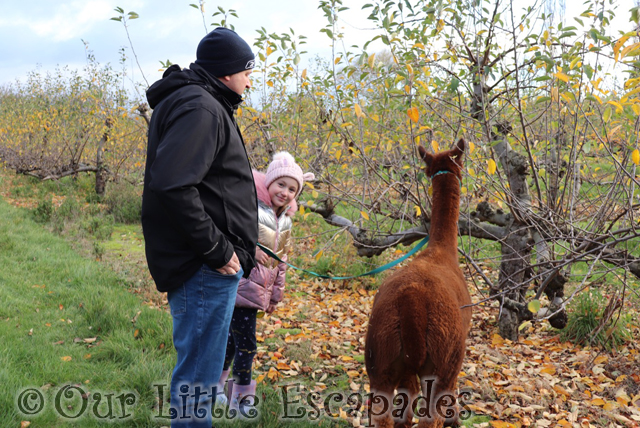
[
  {"left": 0, "top": 195, "right": 350, "bottom": 428},
  {"left": 0, "top": 196, "right": 175, "bottom": 427}
]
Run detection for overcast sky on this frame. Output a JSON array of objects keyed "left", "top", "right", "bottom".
[
  {"left": 0, "top": 0, "right": 377, "bottom": 91},
  {"left": 0, "top": 0, "right": 635, "bottom": 94}
]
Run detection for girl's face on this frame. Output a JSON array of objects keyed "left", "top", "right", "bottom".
[{"left": 268, "top": 177, "right": 299, "bottom": 210}]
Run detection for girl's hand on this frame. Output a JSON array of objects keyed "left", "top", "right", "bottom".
[
  {"left": 266, "top": 304, "right": 277, "bottom": 314},
  {"left": 255, "top": 246, "right": 269, "bottom": 265}
]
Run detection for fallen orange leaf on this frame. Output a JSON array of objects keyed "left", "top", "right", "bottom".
[{"left": 540, "top": 364, "right": 556, "bottom": 375}]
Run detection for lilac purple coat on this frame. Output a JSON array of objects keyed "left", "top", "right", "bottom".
[{"left": 235, "top": 171, "right": 296, "bottom": 310}]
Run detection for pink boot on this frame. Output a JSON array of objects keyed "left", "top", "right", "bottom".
[
  {"left": 214, "top": 369, "right": 231, "bottom": 406},
  {"left": 228, "top": 380, "right": 257, "bottom": 420}
]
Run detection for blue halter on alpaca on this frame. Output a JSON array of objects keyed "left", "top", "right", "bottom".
[{"left": 431, "top": 170, "right": 462, "bottom": 187}]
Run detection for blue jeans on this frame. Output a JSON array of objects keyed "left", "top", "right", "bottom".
[{"left": 167, "top": 264, "right": 243, "bottom": 427}]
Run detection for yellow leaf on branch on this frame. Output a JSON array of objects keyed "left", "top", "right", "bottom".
[
  {"left": 607, "top": 100, "right": 624, "bottom": 114},
  {"left": 621, "top": 41, "right": 640, "bottom": 59},
  {"left": 354, "top": 103, "right": 365, "bottom": 119},
  {"left": 632, "top": 149, "right": 640, "bottom": 166},
  {"left": 614, "top": 35, "right": 630, "bottom": 62},
  {"left": 368, "top": 53, "right": 376, "bottom": 68},
  {"left": 406, "top": 64, "right": 414, "bottom": 75},
  {"left": 569, "top": 56, "right": 580, "bottom": 70},
  {"left": 407, "top": 107, "right": 419, "bottom": 123},
  {"left": 487, "top": 159, "right": 497, "bottom": 175}
]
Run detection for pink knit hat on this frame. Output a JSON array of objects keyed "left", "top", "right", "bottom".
[{"left": 264, "top": 152, "right": 315, "bottom": 197}]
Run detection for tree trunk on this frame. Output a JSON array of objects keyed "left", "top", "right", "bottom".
[
  {"left": 136, "top": 104, "right": 151, "bottom": 127},
  {"left": 95, "top": 118, "right": 112, "bottom": 196},
  {"left": 496, "top": 220, "right": 531, "bottom": 340}
]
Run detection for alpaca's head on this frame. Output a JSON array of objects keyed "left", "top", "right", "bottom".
[{"left": 417, "top": 138, "right": 465, "bottom": 179}]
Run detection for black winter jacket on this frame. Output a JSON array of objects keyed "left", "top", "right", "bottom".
[{"left": 142, "top": 63, "right": 258, "bottom": 292}]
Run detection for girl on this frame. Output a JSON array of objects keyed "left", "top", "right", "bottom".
[{"left": 215, "top": 151, "right": 314, "bottom": 415}]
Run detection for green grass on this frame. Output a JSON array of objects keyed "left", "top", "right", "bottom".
[
  {"left": 0, "top": 191, "right": 352, "bottom": 427},
  {"left": 103, "top": 181, "right": 142, "bottom": 224},
  {"left": 103, "top": 224, "right": 145, "bottom": 256},
  {"left": 560, "top": 289, "right": 633, "bottom": 349},
  {"left": 0, "top": 197, "right": 174, "bottom": 427}
]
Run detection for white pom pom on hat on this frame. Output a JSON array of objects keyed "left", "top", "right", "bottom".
[{"left": 264, "top": 151, "right": 315, "bottom": 197}]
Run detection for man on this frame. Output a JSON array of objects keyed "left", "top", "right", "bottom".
[{"left": 142, "top": 27, "right": 259, "bottom": 427}]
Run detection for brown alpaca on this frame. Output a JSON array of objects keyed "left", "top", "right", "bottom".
[{"left": 365, "top": 139, "right": 472, "bottom": 428}]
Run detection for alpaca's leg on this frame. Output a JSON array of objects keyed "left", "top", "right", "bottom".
[
  {"left": 394, "top": 374, "right": 419, "bottom": 428},
  {"left": 417, "top": 417, "right": 444, "bottom": 428},
  {"left": 417, "top": 347, "right": 465, "bottom": 428},
  {"left": 368, "top": 384, "right": 395, "bottom": 428},
  {"left": 431, "top": 375, "right": 462, "bottom": 428}
]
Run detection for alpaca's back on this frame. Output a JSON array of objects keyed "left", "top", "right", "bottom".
[{"left": 365, "top": 249, "right": 471, "bottom": 383}]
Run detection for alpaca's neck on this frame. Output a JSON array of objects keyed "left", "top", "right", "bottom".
[{"left": 427, "top": 175, "right": 460, "bottom": 252}]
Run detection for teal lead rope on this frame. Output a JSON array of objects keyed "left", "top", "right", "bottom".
[
  {"left": 257, "top": 236, "right": 429, "bottom": 280},
  {"left": 255, "top": 169, "right": 460, "bottom": 280}
]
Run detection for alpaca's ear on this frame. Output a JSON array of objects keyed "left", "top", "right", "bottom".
[
  {"left": 450, "top": 138, "right": 465, "bottom": 165},
  {"left": 418, "top": 145, "right": 433, "bottom": 169}
]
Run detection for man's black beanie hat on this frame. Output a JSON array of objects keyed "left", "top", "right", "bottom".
[{"left": 195, "top": 27, "right": 255, "bottom": 77}]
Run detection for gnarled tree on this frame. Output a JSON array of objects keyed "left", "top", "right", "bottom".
[{"left": 238, "top": 0, "right": 640, "bottom": 340}]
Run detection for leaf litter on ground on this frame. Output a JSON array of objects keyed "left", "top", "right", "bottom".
[
  {"left": 2, "top": 173, "right": 639, "bottom": 427},
  {"left": 252, "top": 263, "right": 640, "bottom": 427}
]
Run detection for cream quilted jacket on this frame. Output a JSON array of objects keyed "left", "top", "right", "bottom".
[{"left": 235, "top": 171, "right": 295, "bottom": 310}]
